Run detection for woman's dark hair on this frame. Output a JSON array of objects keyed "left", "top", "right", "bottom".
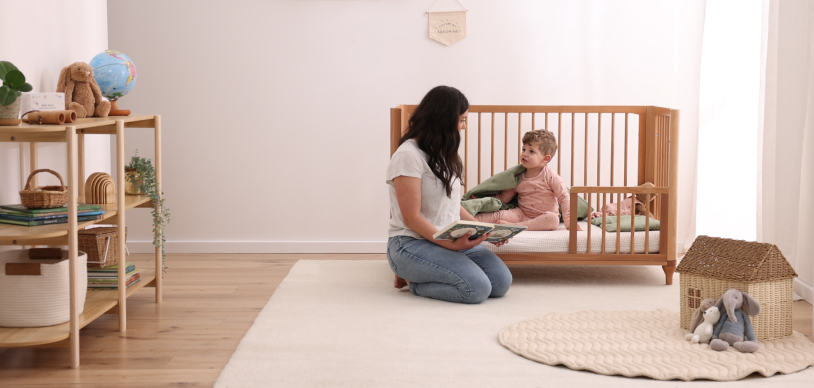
[{"left": 399, "top": 86, "right": 469, "bottom": 197}]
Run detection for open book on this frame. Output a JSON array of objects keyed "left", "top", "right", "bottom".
[{"left": 432, "top": 220, "right": 528, "bottom": 242}]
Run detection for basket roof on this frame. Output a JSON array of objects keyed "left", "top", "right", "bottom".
[{"left": 676, "top": 235, "right": 798, "bottom": 282}]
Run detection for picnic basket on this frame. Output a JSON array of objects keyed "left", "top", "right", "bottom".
[{"left": 78, "top": 227, "right": 127, "bottom": 268}]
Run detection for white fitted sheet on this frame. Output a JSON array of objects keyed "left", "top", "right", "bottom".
[{"left": 483, "top": 221, "right": 660, "bottom": 254}]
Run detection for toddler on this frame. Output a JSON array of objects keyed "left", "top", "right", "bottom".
[{"left": 475, "top": 129, "right": 582, "bottom": 231}]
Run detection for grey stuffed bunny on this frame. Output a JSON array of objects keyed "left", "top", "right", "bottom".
[{"left": 710, "top": 289, "right": 761, "bottom": 353}]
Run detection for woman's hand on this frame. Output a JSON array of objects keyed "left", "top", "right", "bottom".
[{"left": 440, "top": 231, "right": 491, "bottom": 251}]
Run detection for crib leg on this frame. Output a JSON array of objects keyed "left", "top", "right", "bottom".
[{"left": 662, "top": 261, "right": 676, "bottom": 285}]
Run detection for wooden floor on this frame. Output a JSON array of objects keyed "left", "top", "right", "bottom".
[{"left": 1, "top": 253, "right": 812, "bottom": 387}]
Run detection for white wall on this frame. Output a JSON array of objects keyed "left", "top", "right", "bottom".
[
  {"left": 106, "top": 0, "right": 706, "bottom": 253},
  {"left": 0, "top": 0, "right": 110, "bottom": 217}
]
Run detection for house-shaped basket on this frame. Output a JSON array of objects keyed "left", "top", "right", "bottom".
[{"left": 676, "top": 235, "right": 798, "bottom": 340}]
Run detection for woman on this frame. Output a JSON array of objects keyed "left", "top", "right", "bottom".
[{"left": 386, "top": 86, "right": 513, "bottom": 304}]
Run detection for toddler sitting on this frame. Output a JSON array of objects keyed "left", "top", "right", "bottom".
[{"left": 475, "top": 129, "right": 581, "bottom": 231}]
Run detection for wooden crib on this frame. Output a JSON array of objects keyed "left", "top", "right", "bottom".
[{"left": 390, "top": 105, "right": 679, "bottom": 285}]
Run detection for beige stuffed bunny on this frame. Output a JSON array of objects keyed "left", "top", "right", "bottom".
[{"left": 56, "top": 62, "right": 111, "bottom": 118}]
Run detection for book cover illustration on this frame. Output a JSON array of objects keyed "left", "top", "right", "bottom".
[
  {"left": 484, "top": 224, "right": 528, "bottom": 242},
  {"left": 433, "top": 221, "right": 494, "bottom": 241}
]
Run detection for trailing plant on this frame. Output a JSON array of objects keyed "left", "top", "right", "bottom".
[
  {"left": 126, "top": 150, "right": 170, "bottom": 272},
  {"left": 0, "top": 61, "right": 33, "bottom": 106}
]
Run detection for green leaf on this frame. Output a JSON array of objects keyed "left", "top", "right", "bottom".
[
  {"left": 0, "top": 85, "right": 17, "bottom": 106},
  {"left": 5, "top": 70, "right": 24, "bottom": 88},
  {"left": 18, "top": 83, "right": 32, "bottom": 92},
  {"left": 0, "top": 61, "right": 18, "bottom": 81}
]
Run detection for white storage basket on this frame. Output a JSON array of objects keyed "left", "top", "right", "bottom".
[{"left": 0, "top": 249, "right": 87, "bottom": 327}]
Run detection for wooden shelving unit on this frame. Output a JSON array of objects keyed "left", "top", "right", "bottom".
[{"left": 0, "top": 114, "right": 163, "bottom": 368}]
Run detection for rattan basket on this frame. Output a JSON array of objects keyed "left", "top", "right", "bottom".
[
  {"left": 19, "top": 169, "right": 68, "bottom": 209},
  {"left": 78, "top": 227, "right": 127, "bottom": 268}
]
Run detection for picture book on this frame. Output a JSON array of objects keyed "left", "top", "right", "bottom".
[
  {"left": 0, "top": 203, "right": 102, "bottom": 214},
  {"left": 0, "top": 210, "right": 104, "bottom": 222},
  {"left": 0, "top": 214, "right": 102, "bottom": 226},
  {"left": 432, "top": 220, "right": 527, "bottom": 242}
]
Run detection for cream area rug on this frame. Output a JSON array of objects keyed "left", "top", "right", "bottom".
[
  {"left": 215, "top": 260, "right": 814, "bottom": 387},
  {"left": 500, "top": 310, "right": 814, "bottom": 381}
]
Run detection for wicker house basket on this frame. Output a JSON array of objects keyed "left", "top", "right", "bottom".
[
  {"left": 0, "top": 249, "right": 87, "bottom": 327},
  {"left": 19, "top": 169, "right": 68, "bottom": 209},
  {"left": 78, "top": 227, "right": 127, "bottom": 268},
  {"left": 676, "top": 236, "right": 798, "bottom": 340}
]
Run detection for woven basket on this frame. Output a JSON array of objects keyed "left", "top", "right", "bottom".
[
  {"left": 79, "top": 227, "right": 127, "bottom": 268},
  {"left": 0, "top": 249, "right": 87, "bottom": 327},
  {"left": 19, "top": 169, "right": 68, "bottom": 209}
]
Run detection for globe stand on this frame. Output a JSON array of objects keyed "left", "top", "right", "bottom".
[{"left": 109, "top": 99, "right": 130, "bottom": 116}]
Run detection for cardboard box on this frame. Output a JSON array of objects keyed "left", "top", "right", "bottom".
[{"left": 20, "top": 93, "right": 65, "bottom": 115}]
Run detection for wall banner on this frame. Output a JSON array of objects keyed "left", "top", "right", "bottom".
[{"left": 427, "top": 0, "right": 468, "bottom": 46}]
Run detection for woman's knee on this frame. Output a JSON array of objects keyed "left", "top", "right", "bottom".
[
  {"left": 458, "top": 272, "right": 492, "bottom": 304},
  {"left": 489, "top": 267, "right": 512, "bottom": 298}
]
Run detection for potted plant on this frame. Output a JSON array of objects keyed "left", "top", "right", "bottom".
[
  {"left": 125, "top": 150, "right": 170, "bottom": 270},
  {"left": 0, "top": 61, "right": 33, "bottom": 125}
]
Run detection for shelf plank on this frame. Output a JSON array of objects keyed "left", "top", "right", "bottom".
[
  {"left": 0, "top": 270, "right": 156, "bottom": 347},
  {"left": 0, "top": 195, "right": 152, "bottom": 244}
]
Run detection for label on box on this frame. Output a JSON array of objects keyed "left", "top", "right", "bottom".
[{"left": 20, "top": 93, "right": 65, "bottom": 115}]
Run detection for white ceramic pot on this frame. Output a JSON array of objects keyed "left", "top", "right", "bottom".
[{"left": 0, "top": 98, "right": 21, "bottom": 120}]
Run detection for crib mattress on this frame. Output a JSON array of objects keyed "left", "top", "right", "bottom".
[{"left": 483, "top": 221, "right": 660, "bottom": 254}]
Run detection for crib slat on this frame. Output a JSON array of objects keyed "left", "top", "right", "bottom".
[
  {"left": 645, "top": 193, "right": 650, "bottom": 254},
  {"left": 504, "top": 113, "right": 509, "bottom": 171},
  {"left": 630, "top": 193, "right": 635, "bottom": 254},
  {"left": 611, "top": 113, "right": 615, "bottom": 186},
  {"left": 584, "top": 113, "right": 588, "bottom": 196},
  {"left": 571, "top": 113, "right": 575, "bottom": 188},
  {"left": 601, "top": 193, "right": 606, "bottom": 254},
  {"left": 464, "top": 113, "right": 468, "bottom": 193},
  {"left": 597, "top": 113, "right": 601, "bottom": 187},
  {"left": 478, "top": 112, "right": 482, "bottom": 184},
  {"left": 628, "top": 113, "right": 641, "bottom": 186},
  {"left": 616, "top": 192, "right": 621, "bottom": 254},
  {"left": 557, "top": 113, "right": 562, "bottom": 176},
  {"left": 518, "top": 113, "right": 522, "bottom": 165},
  {"left": 491, "top": 113, "right": 495, "bottom": 177},
  {"left": 586, "top": 193, "right": 591, "bottom": 254}
]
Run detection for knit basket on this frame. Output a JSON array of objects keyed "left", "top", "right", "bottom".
[
  {"left": 19, "top": 169, "right": 68, "bottom": 209},
  {"left": 79, "top": 227, "right": 126, "bottom": 268},
  {"left": 0, "top": 249, "right": 87, "bottom": 327}
]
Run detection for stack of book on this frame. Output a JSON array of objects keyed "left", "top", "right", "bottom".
[
  {"left": 87, "top": 263, "right": 141, "bottom": 290},
  {"left": 0, "top": 204, "right": 105, "bottom": 226}
]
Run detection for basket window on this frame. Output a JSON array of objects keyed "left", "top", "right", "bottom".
[{"left": 687, "top": 287, "right": 701, "bottom": 309}]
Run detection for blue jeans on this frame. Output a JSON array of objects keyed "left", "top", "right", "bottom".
[{"left": 386, "top": 236, "right": 512, "bottom": 304}]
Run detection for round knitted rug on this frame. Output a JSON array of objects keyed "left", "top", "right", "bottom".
[{"left": 498, "top": 309, "right": 814, "bottom": 381}]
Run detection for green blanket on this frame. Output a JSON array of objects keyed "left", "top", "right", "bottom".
[
  {"left": 590, "top": 215, "right": 660, "bottom": 232},
  {"left": 461, "top": 164, "right": 590, "bottom": 220}
]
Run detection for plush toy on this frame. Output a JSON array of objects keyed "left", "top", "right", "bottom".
[
  {"left": 685, "top": 305, "right": 720, "bottom": 343},
  {"left": 688, "top": 298, "right": 718, "bottom": 333},
  {"left": 710, "top": 289, "right": 762, "bottom": 353},
  {"left": 56, "top": 62, "right": 110, "bottom": 118}
]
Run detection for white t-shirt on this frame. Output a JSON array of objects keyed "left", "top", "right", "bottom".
[{"left": 386, "top": 139, "right": 461, "bottom": 239}]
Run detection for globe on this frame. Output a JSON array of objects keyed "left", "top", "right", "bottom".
[{"left": 90, "top": 50, "right": 137, "bottom": 101}]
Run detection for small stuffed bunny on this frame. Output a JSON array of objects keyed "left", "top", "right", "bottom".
[
  {"left": 688, "top": 298, "right": 718, "bottom": 333},
  {"left": 56, "top": 62, "right": 111, "bottom": 118},
  {"left": 710, "top": 289, "right": 762, "bottom": 353},
  {"left": 685, "top": 305, "right": 720, "bottom": 343}
]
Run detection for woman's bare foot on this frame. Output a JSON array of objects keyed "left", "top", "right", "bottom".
[{"left": 394, "top": 275, "right": 409, "bottom": 289}]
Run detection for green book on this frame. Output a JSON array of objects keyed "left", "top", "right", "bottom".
[
  {"left": 0, "top": 214, "right": 101, "bottom": 226},
  {"left": 0, "top": 203, "right": 102, "bottom": 214}
]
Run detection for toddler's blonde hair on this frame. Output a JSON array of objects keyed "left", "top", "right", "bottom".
[{"left": 522, "top": 129, "right": 557, "bottom": 157}]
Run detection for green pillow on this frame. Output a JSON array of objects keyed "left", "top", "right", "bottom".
[
  {"left": 590, "top": 215, "right": 660, "bottom": 232},
  {"left": 559, "top": 188, "right": 591, "bottom": 221}
]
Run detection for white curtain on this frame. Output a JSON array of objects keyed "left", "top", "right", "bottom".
[{"left": 757, "top": 0, "right": 814, "bottom": 305}]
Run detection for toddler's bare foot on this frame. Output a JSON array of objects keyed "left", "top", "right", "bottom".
[
  {"left": 394, "top": 275, "right": 409, "bottom": 289},
  {"left": 496, "top": 220, "right": 513, "bottom": 225}
]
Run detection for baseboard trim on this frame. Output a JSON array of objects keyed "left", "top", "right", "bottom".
[
  {"left": 125, "top": 241, "right": 388, "bottom": 254},
  {"left": 794, "top": 278, "right": 814, "bottom": 305}
]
